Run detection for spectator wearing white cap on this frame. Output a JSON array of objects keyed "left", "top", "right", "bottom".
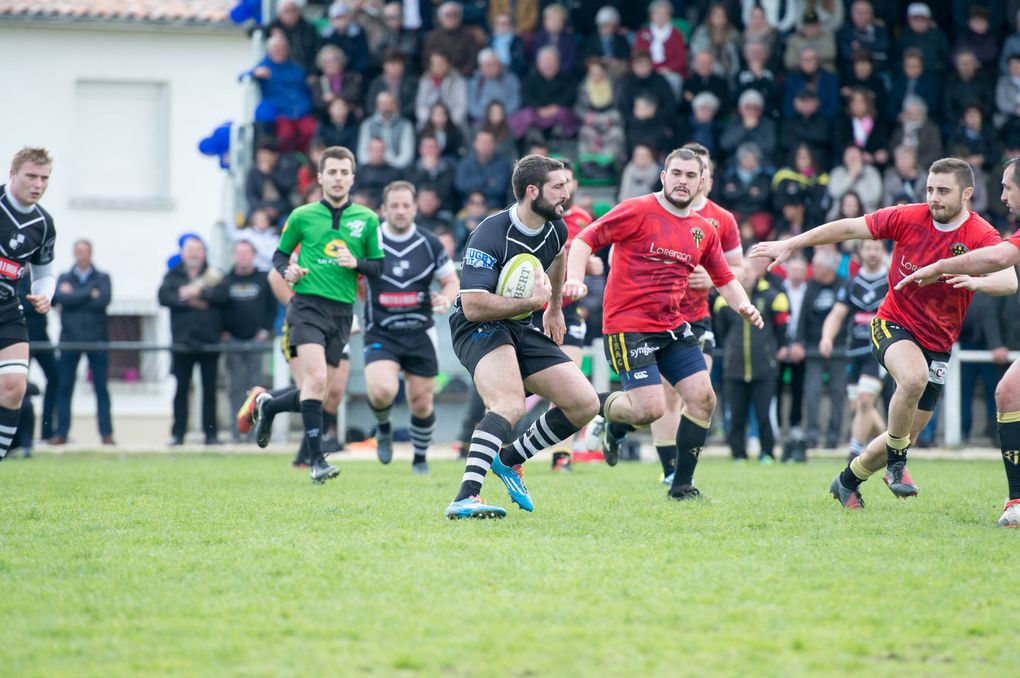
[
  {"left": 581, "top": 6, "right": 631, "bottom": 79},
  {"left": 836, "top": 1, "right": 891, "bottom": 75},
  {"left": 323, "top": 2, "right": 370, "bottom": 74},
  {"left": 895, "top": 2, "right": 950, "bottom": 80}
]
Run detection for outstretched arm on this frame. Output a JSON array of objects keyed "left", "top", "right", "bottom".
[
  {"left": 749, "top": 217, "right": 872, "bottom": 271},
  {"left": 895, "top": 241, "right": 1020, "bottom": 289},
  {"left": 716, "top": 279, "right": 764, "bottom": 329},
  {"left": 944, "top": 267, "right": 1018, "bottom": 297}
]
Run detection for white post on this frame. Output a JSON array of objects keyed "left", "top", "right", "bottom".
[
  {"left": 271, "top": 336, "right": 291, "bottom": 444},
  {"left": 944, "top": 344, "right": 962, "bottom": 447},
  {"left": 591, "top": 337, "right": 609, "bottom": 393}
]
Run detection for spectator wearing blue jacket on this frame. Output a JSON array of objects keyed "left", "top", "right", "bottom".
[
  {"left": 253, "top": 33, "right": 315, "bottom": 153},
  {"left": 782, "top": 48, "right": 840, "bottom": 119},
  {"left": 51, "top": 240, "right": 113, "bottom": 445},
  {"left": 468, "top": 49, "right": 521, "bottom": 122},
  {"left": 454, "top": 130, "right": 512, "bottom": 207}
]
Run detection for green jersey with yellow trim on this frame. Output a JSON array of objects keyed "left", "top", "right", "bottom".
[{"left": 278, "top": 200, "right": 383, "bottom": 303}]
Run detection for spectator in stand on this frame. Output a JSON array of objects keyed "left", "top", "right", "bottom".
[
  {"left": 419, "top": 102, "right": 466, "bottom": 160},
  {"left": 227, "top": 208, "right": 278, "bottom": 273},
  {"left": 468, "top": 48, "right": 521, "bottom": 123},
  {"left": 889, "top": 95, "right": 943, "bottom": 172},
  {"left": 415, "top": 188, "right": 452, "bottom": 232},
  {"left": 779, "top": 255, "right": 809, "bottom": 450},
  {"left": 784, "top": 11, "right": 838, "bottom": 74},
  {"left": 311, "top": 45, "right": 363, "bottom": 117},
  {"left": 510, "top": 46, "right": 578, "bottom": 140},
  {"left": 720, "top": 89, "right": 778, "bottom": 166},
  {"left": 839, "top": 50, "right": 888, "bottom": 122},
  {"left": 836, "top": 0, "right": 890, "bottom": 76},
  {"left": 253, "top": 34, "right": 316, "bottom": 154},
  {"left": 315, "top": 97, "right": 360, "bottom": 151},
  {"left": 690, "top": 3, "right": 742, "bottom": 83},
  {"left": 355, "top": 137, "right": 403, "bottom": 208},
  {"left": 50, "top": 240, "right": 113, "bottom": 446},
  {"left": 740, "top": 0, "right": 796, "bottom": 35},
  {"left": 487, "top": 12, "right": 528, "bottom": 78},
  {"left": 887, "top": 48, "right": 940, "bottom": 124},
  {"left": 296, "top": 142, "right": 322, "bottom": 197},
  {"left": 678, "top": 91, "right": 722, "bottom": 158},
  {"left": 947, "top": 105, "right": 996, "bottom": 214},
  {"left": 771, "top": 143, "right": 831, "bottom": 226},
  {"left": 245, "top": 144, "right": 294, "bottom": 225},
  {"left": 772, "top": 190, "right": 810, "bottom": 239},
  {"left": 408, "top": 134, "right": 457, "bottom": 210},
  {"left": 348, "top": 0, "right": 386, "bottom": 57},
  {"left": 896, "top": 2, "right": 951, "bottom": 80},
  {"left": 415, "top": 51, "right": 468, "bottom": 129},
  {"left": 634, "top": 0, "right": 688, "bottom": 93},
  {"left": 827, "top": 144, "right": 883, "bottom": 216},
  {"left": 682, "top": 50, "right": 732, "bottom": 117},
  {"left": 958, "top": 292, "right": 1007, "bottom": 445},
  {"left": 736, "top": 39, "right": 782, "bottom": 119},
  {"left": 722, "top": 142, "right": 773, "bottom": 240},
  {"left": 423, "top": 2, "right": 483, "bottom": 77},
  {"left": 618, "top": 144, "right": 660, "bottom": 201},
  {"left": 375, "top": 2, "right": 422, "bottom": 73},
  {"left": 576, "top": 58, "right": 625, "bottom": 170},
  {"left": 322, "top": 2, "right": 370, "bottom": 75},
  {"left": 157, "top": 237, "right": 224, "bottom": 446},
  {"left": 999, "top": 10, "right": 1020, "bottom": 75},
  {"left": 475, "top": 100, "right": 516, "bottom": 160},
  {"left": 834, "top": 87, "right": 888, "bottom": 166},
  {"left": 581, "top": 6, "right": 631, "bottom": 79},
  {"left": 487, "top": 0, "right": 538, "bottom": 37},
  {"left": 944, "top": 50, "right": 993, "bottom": 132},
  {"left": 454, "top": 130, "right": 512, "bottom": 207},
  {"left": 779, "top": 88, "right": 832, "bottom": 170},
  {"left": 956, "top": 6, "right": 1000, "bottom": 73},
  {"left": 742, "top": 5, "right": 781, "bottom": 66},
  {"left": 532, "top": 3, "right": 579, "bottom": 76},
  {"left": 782, "top": 47, "right": 840, "bottom": 119},
  {"left": 216, "top": 240, "right": 275, "bottom": 443},
  {"left": 364, "top": 51, "right": 417, "bottom": 121},
  {"left": 617, "top": 52, "right": 677, "bottom": 128},
  {"left": 358, "top": 91, "right": 415, "bottom": 170},
  {"left": 796, "top": 247, "right": 848, "bottom": 450},
  {"left": 996, "top": 55, "right": 1020, "bottom": 128},
  {"left": 625, "top": 94, "right": 675, "bottom": 156},
  {"left": 453, "top": 191, "right": 492, "bottom": 251},
  {"left": 799, "top": 0, "right": 844, "bottom": 31},
  {"left": 268, "top": 0, "right": 321, "bottom": 75},
  {"left": 882, "top": 144, "right": 928, "bottom": 206}
]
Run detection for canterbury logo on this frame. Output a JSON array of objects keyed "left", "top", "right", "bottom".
[
  {"left": 690, "top": 447, "right": 703, "bottom": 459},
  {"left": 1005, "top": 450, "right": 1020, "bottom": 465}
]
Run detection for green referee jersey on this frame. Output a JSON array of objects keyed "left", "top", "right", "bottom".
[{"left": 278, "top": 200, "right": 383, "bottom": 304}]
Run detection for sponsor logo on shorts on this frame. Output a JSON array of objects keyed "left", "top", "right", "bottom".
[
  {"left": 629, "top": 344, "right": 656, "bottom": 359},
  {"left": 633, "top": 370, "right": 649, "bottom": 379},
  {"left": 364, "top": 342, "right": 384, "bottom": 353},
  {"left": 928, "top": 360, "right": 948, "bottom": 385},
  {"left": 464, "top": 248, "right": 496, "bottom": 270}
]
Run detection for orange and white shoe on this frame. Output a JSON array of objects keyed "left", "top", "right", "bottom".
[
  {"left": 236, "top": 386, "right": 266, "bottom": 435},
  {"left": 997, "top": 498, "right": 1020, "bottom": 527}
]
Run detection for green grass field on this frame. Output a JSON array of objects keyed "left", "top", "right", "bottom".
[{"left": 1, "top": 453, "right": 1017, "bottom": 676}]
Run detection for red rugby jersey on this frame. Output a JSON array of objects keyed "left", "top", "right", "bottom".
[
  {"left": 577, "top": 192, "right": 734, "bottom": 333},
  {"left": 866, "top": 203, "right": 1001, "bottom": 353},
  {"left": 677, "top": 198, "right": 742, "bottom": 322}
]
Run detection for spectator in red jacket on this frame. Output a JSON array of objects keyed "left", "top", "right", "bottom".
[{"left": 633, "top": 0, "right": 687, "bottom": 91}]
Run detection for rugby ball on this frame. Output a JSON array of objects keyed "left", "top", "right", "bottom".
[{"left": 497, "top": 253, "right": 543, "bottom": 320}]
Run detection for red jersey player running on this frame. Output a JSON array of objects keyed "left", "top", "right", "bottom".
[
  {"left": 564, "top": 148, "right": 764, "bottom": 501},
  {"left": 896, "top": 157, "right": 1020, "bottom": 526},
  {"left": 752, "top": 157, "right": 1017, "bottom": 509}
]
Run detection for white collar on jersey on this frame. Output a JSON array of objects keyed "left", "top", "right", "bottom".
[
  {"left": 690, "top": 195, "right": 708, "bottom": 211},
  {"left": 654, "top": 191, "right": 693, "bottom": 217},
  {"left": 510, "top": 202, "right": 545, "bottom": 236},
  {"left": 2, "top": 186, "right": 35, "bottom": 214},
  {"left": 933, "top": 208, "right": 970, "bottom": 232},
  {"left": 382, "top": 221, "right": 418, "bottom": 241}
]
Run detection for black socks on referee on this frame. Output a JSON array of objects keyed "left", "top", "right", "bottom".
[
  {"left": 455, "top": 412, "right": 512, "bottom": 501},
  {"left": 501, "top": 407, "right": 581, "bottom": 467},
  {"left": 671, "top": 414, "right": 710, "bottom": 491},
  {"left": 0, "top": 405, "right": 18, "bottom": 461},
  {"left": 998, "top": 414, "right": 1020, "bottom": 500},
  {"left": 300, "top": 399, "right": 324, "bottom": 465}
]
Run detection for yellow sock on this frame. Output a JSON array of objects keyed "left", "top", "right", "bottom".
[{"left": 850, "top": 456, "right": 875, "bottom": 481}]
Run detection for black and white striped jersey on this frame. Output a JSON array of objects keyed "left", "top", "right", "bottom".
[
  {"left": 456, "top": 204, "right": 567, "bottom": 302},
  {"left": 837, "top": 268, "right": 888, "bottom": 353},
  {"left": 0, "top": 184, "right": 56, "bottom": 306},
  {"left": 364, "top": 224, "right": 454, "bottom": 332}
]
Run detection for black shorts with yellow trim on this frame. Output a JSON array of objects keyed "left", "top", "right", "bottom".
[
  {"left": 531, "top": 301, "right": 587, "bottom": 348},
  {"left": 0, "top": 301, "right": 28, "bottom": 351},
  {"left": 603, "top": 323, "right": 706, "bottom": 390},
  {"left": 280, "top": 321, "right": 351, "bottom": 363},
  {"left": 688, "top": 316, "right": 716, "bottom": 354},
  {"left": 281, "top": 294, "right": 353, "bottom": 367},
  {"left": 870, "top": 317, "right": 949, "bottom": 412}
]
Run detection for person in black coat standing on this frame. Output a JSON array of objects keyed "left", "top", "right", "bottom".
[
  {"left": 51, "top": 239, "right": 113, "bottom": 445},
  {"left": 158, "top": 237, "right": 224, "bottom": 445}
]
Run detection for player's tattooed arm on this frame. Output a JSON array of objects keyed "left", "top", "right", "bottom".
[{"left": 750, "top": 217, "right": 871, "bottom": 271}]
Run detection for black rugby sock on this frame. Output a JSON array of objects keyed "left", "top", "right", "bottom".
[{"left": 300, "top": 399, "right": 324, "bottom": 464}]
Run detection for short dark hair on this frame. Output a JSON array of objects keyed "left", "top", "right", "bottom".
[
  {"left": 319, "top": 146, "right": 356, "bottom": 173},
  {"left": 928, "top": 157, "right": 974, "bottom": 191},
  {"left": 511, "top": 155, "right": 564, "bottom": 200},
  {"left": 382, "top": 180, "right": 416, "bottom": 204},
  {"left": 662, "top": 147, "right": 705, "bottom": 176},
  {"left": 558, "top": 158, "right": 574, "bottom": 174},
  {"left": 1004, "top": 157, "right": 1020, "bottom": 187}
]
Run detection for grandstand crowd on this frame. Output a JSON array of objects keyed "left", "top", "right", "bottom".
[{"left": 17, "top": 0, "right": 1020, "bottom": 457}]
